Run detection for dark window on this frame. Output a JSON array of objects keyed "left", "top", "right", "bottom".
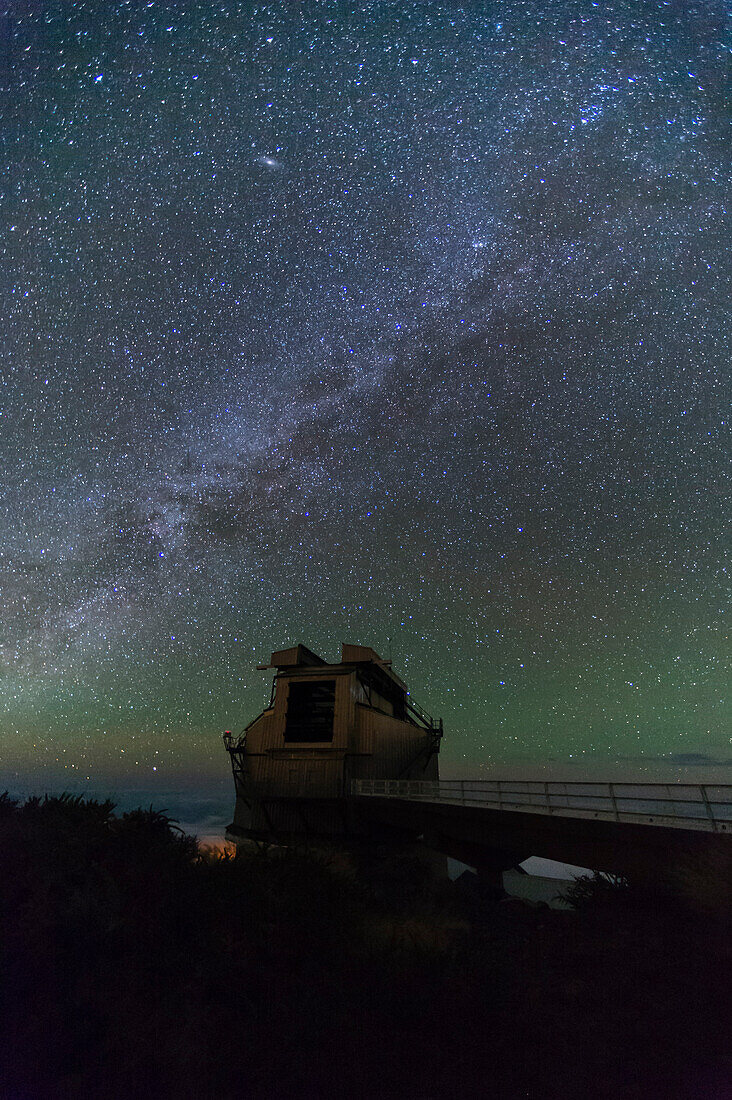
[
  {"left": 393, "top": 693, "right": 406, "bottom": 721},
  {"left": 285, "top": 680, "right": 336, "bottom": 742}
]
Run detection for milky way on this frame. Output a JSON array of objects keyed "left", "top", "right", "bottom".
[{"left": 1, "top": 1, "right": 729, "bottom": 787}]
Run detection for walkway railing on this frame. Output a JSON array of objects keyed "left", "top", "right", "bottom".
[{"left": 351, "top": 779, "right": 732, "bottom": 833}]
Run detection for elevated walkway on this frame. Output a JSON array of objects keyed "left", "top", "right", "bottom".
[
  {"left": 351, "top": 779, "right": 732, "bottom": 880},
  {"left": 352, "top": 779, "right": 731, "bottom": 833}
]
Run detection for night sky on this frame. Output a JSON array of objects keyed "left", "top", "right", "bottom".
[{"left": 1, "top": 0, "right": 729, "bottom": 794}]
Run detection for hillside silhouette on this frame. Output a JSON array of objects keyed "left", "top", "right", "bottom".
[{"left": 0, "top": 793, "right": 728, "bottom": 1099}]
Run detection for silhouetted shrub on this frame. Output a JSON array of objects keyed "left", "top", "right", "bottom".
[
  {"left": 0, "top": 790, "right": 18, "bottom": 819},
  {"left": 558, "top": 870, "right": 630, "bottom": 909},
  {"left": 0, "top": 794, "right": 728, "bottom": 1100}
]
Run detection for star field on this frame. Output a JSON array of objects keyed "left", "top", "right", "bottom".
[{"left": 1, "top": 1, "right": 729, "bottom": 787}]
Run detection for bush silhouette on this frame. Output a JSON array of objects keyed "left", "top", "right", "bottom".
[{"left": 0, "top": 792, "right": 728, "bottom": 1099}]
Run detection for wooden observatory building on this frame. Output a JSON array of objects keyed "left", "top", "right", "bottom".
[{"left": 224, "top": 643, "right": 442, "bottom": 843}]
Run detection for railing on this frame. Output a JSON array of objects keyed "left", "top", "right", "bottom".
[
  {"left": 223, "top": 731, "right": 242, "bottom": 753},
  {"left": 350, "top": 779, "right": 732, "bottom": 834},
  {"left": 223, "top": 730, "right": 249, "bottom": 790},
  {"left": 404, "top": 693, "right": 437, "bottom": 729}
]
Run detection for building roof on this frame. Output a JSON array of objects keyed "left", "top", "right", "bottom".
[{"left": 263, "top": 642, "right": 407, "bottom": 692}]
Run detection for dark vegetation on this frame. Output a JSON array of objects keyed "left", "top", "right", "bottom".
[{"left": 0, "top": 793, "right": 728, "bottom": 1099}]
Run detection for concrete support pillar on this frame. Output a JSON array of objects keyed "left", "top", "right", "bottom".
[{"left": 476, "top": 866, "right": 505, "bottom": 894}]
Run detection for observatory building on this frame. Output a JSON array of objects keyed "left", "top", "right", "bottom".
[{"left": 224, "top": 643, "right": 442, "bottom": 844}]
